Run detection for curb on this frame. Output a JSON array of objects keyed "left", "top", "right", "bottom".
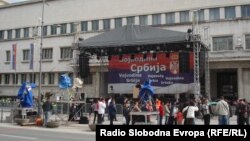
[{"left": 0, "top": 123, "right": 95, "bottom": 135}]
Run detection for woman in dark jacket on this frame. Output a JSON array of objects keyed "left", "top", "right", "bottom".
[
  {"left": 108, "top": 100, "right": 117, "bottom": 125},
  {"left": 123, "top": 102, "right": 131, "bottom": 125}
]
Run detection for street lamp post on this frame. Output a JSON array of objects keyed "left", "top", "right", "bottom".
[{"left": 38, "top": 0, "right": 45, "bottom": 116}]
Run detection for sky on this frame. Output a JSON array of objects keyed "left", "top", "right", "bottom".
[{"left": 5, "top": 0, "right": 29, "bottom": 3}]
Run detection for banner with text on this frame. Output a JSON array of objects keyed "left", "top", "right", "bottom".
[
  {"left": 96, "top": 125, "right": 250, "bottom": 141},
  {"left": 108, "top": 52, "right": 195, "bottom": 94}
]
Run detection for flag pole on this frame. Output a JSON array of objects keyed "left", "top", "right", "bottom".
[{"left": 38, "top": 0, "right": 45, "bottom": 116}]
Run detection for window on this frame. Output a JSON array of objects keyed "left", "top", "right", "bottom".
[
  {"left": 139, "top": 15, "right": 148, "bottom": 26},
  {"left": 43, "top": 26, "right": 47, "bottom": 36},
  {"left": 166, "top": 12, "right": 175, "bottom": 24},
  {"left": 23, "top": 28, "right": 29, "bottom": 38},
  {"left": 241, "top": 5, "right": 250, "bottom": 17},
  {"left": 7, "top": 30, "right": 12, "bottom": 40},
  {"left": 225, "top": 7, "right": 235, "bottom": 19},
  {"left": 29, "top": 74, "right": 35, "bottom": 83},
  {"left": 60, "top": 24, "right": 67, "bottom": 34},
  {"left": 5, "top": 74, "right": 10, "bottom": 84},
  {"left": 81, "top": 21, "right": 88, "bottom": 32},
  {"left": 213, "top": 36, "right": 233, "bottom": 51},
  {"left": 0, "top": 30, "right": 4, "bottom": 40},
  {"left": 21, "top": 74, "right": 27, "bottom": 83},
  {"left": 12, "top": 74, "right": 18, "bottom": 84},
  {"left": 70, "top": 23, "right": 77, "bottom": 33},
  {"left": 209, "top": 8, "right": 220, "bottom": 21},
  {"left": 246, "top": 34, "right": 250, "bottom": 49},
  {"left": 152, "top": 14, "right": 161, "bottom": 25},
  {"left": 103, "top": 19, "right": 110, "bottom": 30},
  {"left": 48, "top": 73, "right": 55, "bottom": 84},
  {"left": 41, "top": 73, "right": 45, "bottom": 84},
  {"left": 92, "top": 20, "right": 99, "bottom": 31},
  {"left": 84, "top": 74, "right": 92, "bottom": 84},
  {"left": 15, "top": 29, "right": 20, "bottom": 39},
  {"left": 42, "top": 48, "right": 53, "bottom": 60},
  {"left": 51, "top": 25, "right": 57, "bottom": 35},
  {"left": 180, "top": 11, "right": 189, "bottom": 23},
  {"left": 60, "top": 47, "right": 72, "bottom": 59},
  {"left": 6, "top": 51, "right": 10, "bottom": 62},
  {"left": 115, "top": 18, "right": 122, "bottom": 28},
  {"left": 127, "top": 16, "right": 135, "bottom": 25},
  {"left": 198, "top": 10, "right": 205, "bottom": 22},
  {"left": 23, "top": 49, "right": 30, "bottom": 61}
]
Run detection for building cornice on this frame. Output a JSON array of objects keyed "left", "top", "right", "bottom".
[{"left": 0, "top": 0, "right": 56, "bottom": 9}]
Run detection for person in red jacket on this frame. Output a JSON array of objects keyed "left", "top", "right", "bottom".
[
  {"left": 158, "top": 101, "right": 164, "bottom": 125},
  {"left": 176, "top": 109, "right": 184, "bottom": 125}
]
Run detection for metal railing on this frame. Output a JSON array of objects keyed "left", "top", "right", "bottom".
[{"left": 0, "top": 102, "right": 125, "bottom": 123}]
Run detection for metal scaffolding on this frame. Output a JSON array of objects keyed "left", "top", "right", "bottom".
[
  {"left": 192, "top": 10, "right": 201, "bottom": 99},
  {"left": 193, "top": 35, "right": 201, "bottom": 98}
]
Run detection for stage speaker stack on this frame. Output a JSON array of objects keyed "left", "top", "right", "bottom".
[
  {"left": 79, "top": 53, "right": 90, "bottom": 79},
  {"left": 80, "top": 93, "right": 85, "bottom": 101},
  {"left": 179, "top": 52, "right": 189, "bottom": 73}
]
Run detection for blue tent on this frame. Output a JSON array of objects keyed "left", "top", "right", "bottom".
[
  {"left": 138, "top": 80, "right": 154, "bottom": 103},
  {"left": 59, "top": 74, "right": 72, "bottom": 89},
  {"left": 17, "top": 82, "right": 36, "bottom": 108}
]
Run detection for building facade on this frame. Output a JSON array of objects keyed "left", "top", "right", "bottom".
[
  {"left": 0, "top": 0, "right": 8, "bottom": 6},
  {"left": 0, "top": 0, "right": 250, "bottom": 101}
]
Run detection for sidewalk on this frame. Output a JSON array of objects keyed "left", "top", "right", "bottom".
[{"left": 0, "top": 122, "right": 94, "bottom": 135}]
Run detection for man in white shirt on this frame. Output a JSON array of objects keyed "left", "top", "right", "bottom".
[{"left": 97, "top": 98, "right": 106, "bottom": 124}]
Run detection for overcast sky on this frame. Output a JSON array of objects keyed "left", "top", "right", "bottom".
[{"left": 5, "top": 0, "right": 29, "bottom": 3}]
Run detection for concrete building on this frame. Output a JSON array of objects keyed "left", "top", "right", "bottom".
[
  {"left": 0, "top": 0, "right": 250, "bottom": 101},
  {"left": 0, "top": 0, "right": 8, "bottom": 5}
]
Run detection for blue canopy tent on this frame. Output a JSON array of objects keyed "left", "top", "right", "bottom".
[{"left": 17, "top": 82, "right": 36, "bottom": 108}]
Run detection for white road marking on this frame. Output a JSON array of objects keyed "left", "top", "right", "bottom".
[{"left": 0, "top": 134, "right": 37, "bottom": 140}]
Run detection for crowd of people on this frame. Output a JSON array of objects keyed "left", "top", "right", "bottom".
[
  {"left": 88, "top": 95, "right": 250, "bottom": 125},
  {"left": 89, "top": 96, "right": 117, "bottom": 125}
]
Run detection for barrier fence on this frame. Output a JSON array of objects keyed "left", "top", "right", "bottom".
[
  {"left": 0, "top": 102, "right": 125, "bottom": 123},
  {"left": 0, "top": 101, "right": 239, "bottom": 124}
]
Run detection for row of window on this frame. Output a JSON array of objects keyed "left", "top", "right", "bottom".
[
  {"left": 0, "top": 5, "right": 250, "bottom": 40},
  {"left": 5, "top": 47, "right": 72, "bottom": 62},
  {"left": 3, "top": 34, "right": 250, "bottom": 62},
  {"left": 213, "top": 35, "right": 250, "bottom": 51},
  {"left": 0, "top": 73, "right": 92, "bottom": 85}
]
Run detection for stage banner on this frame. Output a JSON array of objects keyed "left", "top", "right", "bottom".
[{"left": 108, "top": 52, "right": 194, "bottom": 94}]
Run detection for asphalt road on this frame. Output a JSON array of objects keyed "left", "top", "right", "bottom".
[{"left": 0, "top": 127, "right": 95, "bottom": 141}]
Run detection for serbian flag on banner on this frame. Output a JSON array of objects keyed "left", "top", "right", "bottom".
[
  {"left": 29, "top": 43, "right": 34, "bottom": 70},
  {"left": 12, "top": 44, "right": 17, "bottom": 70}
]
